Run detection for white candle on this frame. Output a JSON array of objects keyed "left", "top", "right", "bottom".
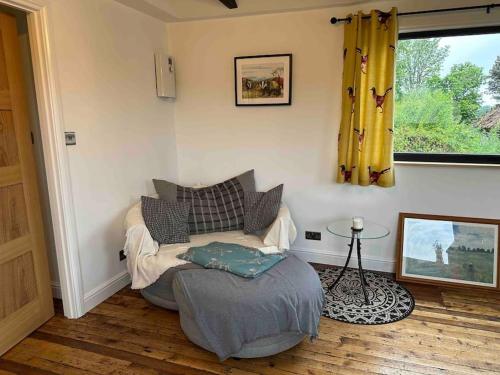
[{"left": 353, "top": 217, "right": 364, "bottom": 230}]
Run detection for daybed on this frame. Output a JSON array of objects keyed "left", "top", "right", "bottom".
[{"left": 123, "top": 199, "right": 324, "bottom": 359}]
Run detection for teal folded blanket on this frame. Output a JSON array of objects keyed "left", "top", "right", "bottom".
[{"left": 176, "top": 242, "right": 287, "bottom": 278}]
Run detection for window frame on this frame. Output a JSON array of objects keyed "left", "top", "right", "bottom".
[{"left": 394, "top": 26, "right": 500, "bottom": 165}]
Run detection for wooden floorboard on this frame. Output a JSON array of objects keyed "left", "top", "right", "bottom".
[{"left": 1, "top": 279, "right": 499, "bottom": 374}]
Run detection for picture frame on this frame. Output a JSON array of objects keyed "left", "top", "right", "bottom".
[
  {"left": 234, "top": 54, "right": 292, "bottom": 106},
  {"left": 396, "top": 213, "right": 500, "bottom": 291}
]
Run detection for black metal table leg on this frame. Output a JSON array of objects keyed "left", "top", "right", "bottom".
[
  {"left": 356, "top": 236, "right": 370, "bottom": 305},
  {"left": 328, "top": 235, "right": 355, "bottom": 292}
]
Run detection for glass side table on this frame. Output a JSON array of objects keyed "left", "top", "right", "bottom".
[{"left": 326, "top": 219, "right": 390, "bottom": 305}]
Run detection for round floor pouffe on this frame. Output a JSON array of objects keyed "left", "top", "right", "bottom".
[{"left": 318, "top": 267, "right": 415, "bottom": 325}]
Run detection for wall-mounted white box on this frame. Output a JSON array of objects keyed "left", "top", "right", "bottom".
[{"left": 154, "top": 52, "right": 176, "bottom": 98}]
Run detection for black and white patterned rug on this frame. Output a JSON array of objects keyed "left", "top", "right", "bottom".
[{"left": 318, "top": 267, "right": 415, "bottom": 325}]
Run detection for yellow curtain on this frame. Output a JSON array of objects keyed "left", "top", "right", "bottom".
[{"left": 337, "top": 8, "right": 398, "bottom": 187}]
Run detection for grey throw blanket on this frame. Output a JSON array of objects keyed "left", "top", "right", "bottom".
[{"left": 173, "top": 254, "right": 324, "bottom": 360}]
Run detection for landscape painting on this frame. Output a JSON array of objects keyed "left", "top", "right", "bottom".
[
  {"left": 241, "top": 62, "right": 284, "bottom": 99},
  {"left": 398, "top": 214, "right": 499, "bottom": 289},
  {"left": 235, "top": 54, "right": 292, "bottom": 106}
]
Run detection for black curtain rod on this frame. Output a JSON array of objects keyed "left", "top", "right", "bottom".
[{"left": 330, "top": 3, "right": 499, "bottom": 24}]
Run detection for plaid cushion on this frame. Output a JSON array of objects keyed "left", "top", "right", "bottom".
[
  {"left": 244, "top": 184, "right": 283, "bottom": 234},
  {"left": 177, "top": 177, "right": 246, "bottom": 234},
  {"left": 141, "top": 196, "right": 190, "bottom": 244},
  {"left": 153, "top": 170, "right": 256, "bottom": 235}
]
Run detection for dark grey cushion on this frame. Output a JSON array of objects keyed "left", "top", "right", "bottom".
[
  {"left": 153, "top": 170, "right": 256, "bottom": 235},
  {"left": 244, "top": 184, "right": 283, "bottom": 234},
  {"left": 141, "top": 196, "right": 190, "bottom": 244}
]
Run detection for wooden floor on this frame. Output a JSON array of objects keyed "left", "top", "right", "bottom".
[{"left": 0, "top": 283, "right": 499, "bottom": 375}]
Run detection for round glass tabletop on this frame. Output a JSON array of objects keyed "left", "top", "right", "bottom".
[{"left": 326, "top": 219, "right": 390, "bottom": 239}]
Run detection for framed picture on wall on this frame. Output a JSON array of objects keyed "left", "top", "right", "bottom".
[
  {"left": 396, "top": 213, "right": 499, "bottom": 290},
  {"left": 234, "top": 54, "right": 292, "bottom": 106}
]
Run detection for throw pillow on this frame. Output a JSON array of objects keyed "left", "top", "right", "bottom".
[
  {"left": 141, "top": 196, "right": 191, "bottom": 244},
  {"left": 152, "top": 170, "right": 256, "bottom": 235},
  {"left": 244, "top": 184, "right": 283, "bottom": 234}
]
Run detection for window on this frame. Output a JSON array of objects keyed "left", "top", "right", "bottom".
[{"left": 394, "top": 27, "right": 500, "bottom": 164}]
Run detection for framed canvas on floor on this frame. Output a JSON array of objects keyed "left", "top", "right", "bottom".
[{"left": 396, "top": 213, "right": 500, "bottom": 291}]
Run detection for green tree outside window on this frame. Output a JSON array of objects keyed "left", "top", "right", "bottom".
[{"left": 395, "top": 37, "right": 500, "bottom": 154}]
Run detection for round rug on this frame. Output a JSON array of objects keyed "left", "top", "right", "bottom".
[{"left": 318, "top": 267, "right": 415, "bottom": 325}]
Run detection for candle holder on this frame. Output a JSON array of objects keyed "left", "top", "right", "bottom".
[{"left": 352, "top": 216, "right": 364, "bottom": 231}]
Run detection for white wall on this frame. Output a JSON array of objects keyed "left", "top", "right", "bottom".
[
  {"left": 168, "top": 0, "right": 500, "bottom": 272},
  {"left": 44, "top": 0, "right": 178, "bottom": 298}
]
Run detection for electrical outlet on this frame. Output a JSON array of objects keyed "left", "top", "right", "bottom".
[
  {"left": 119, "top": 249, "right": 126, "bottom": 261},
  {"left": 305, "top": 231, "right": 321, "bottom": 241}
]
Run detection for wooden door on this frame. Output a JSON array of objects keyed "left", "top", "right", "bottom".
[{"left": 0, "top": 12, "right": 53, "bottom": 355}]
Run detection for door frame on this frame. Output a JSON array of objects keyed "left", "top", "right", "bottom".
[{"left": 0, "top": 0, "right": 84, "bottom": 318}]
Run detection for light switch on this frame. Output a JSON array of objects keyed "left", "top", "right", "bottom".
[{"left": 65, "top": 131, "right": 76, "bottom": 146}]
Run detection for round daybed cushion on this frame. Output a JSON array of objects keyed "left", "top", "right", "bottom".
[
  {"left": 141, "top": 265, "right": 308, "bottom": 357},
  {"left": 140, "top": 262, "right": 309, "bottom": 358},
  {"left": 177, "top": 301, "right": 306, "bottom": 358},
  {"left": 141, "top": 256, "right": 323, "bottom": 359},
  {"left": 172, "top": 255, "right": 322, "bottom": 359}
]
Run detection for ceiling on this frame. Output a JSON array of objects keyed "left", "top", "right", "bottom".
[{"left": 115, "top": 0, "right": 384, "bottom": 22}]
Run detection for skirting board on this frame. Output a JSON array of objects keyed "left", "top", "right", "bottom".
[
  {"left": 290, "top": 248, "right": 396, "bottom": 273},
  {"left": 51, "top": 281, "right": 62, "bottom": 300},
  {"left": 83, "top": 270, "right": 131, "bottom": 313}
]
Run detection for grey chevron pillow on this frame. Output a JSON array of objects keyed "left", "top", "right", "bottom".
[
  {"left": 141, "top": 196, "right": 191, "bottom": 244},
  {"left": 244, "top": 184, "right": 283, "bottom": 234}
]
